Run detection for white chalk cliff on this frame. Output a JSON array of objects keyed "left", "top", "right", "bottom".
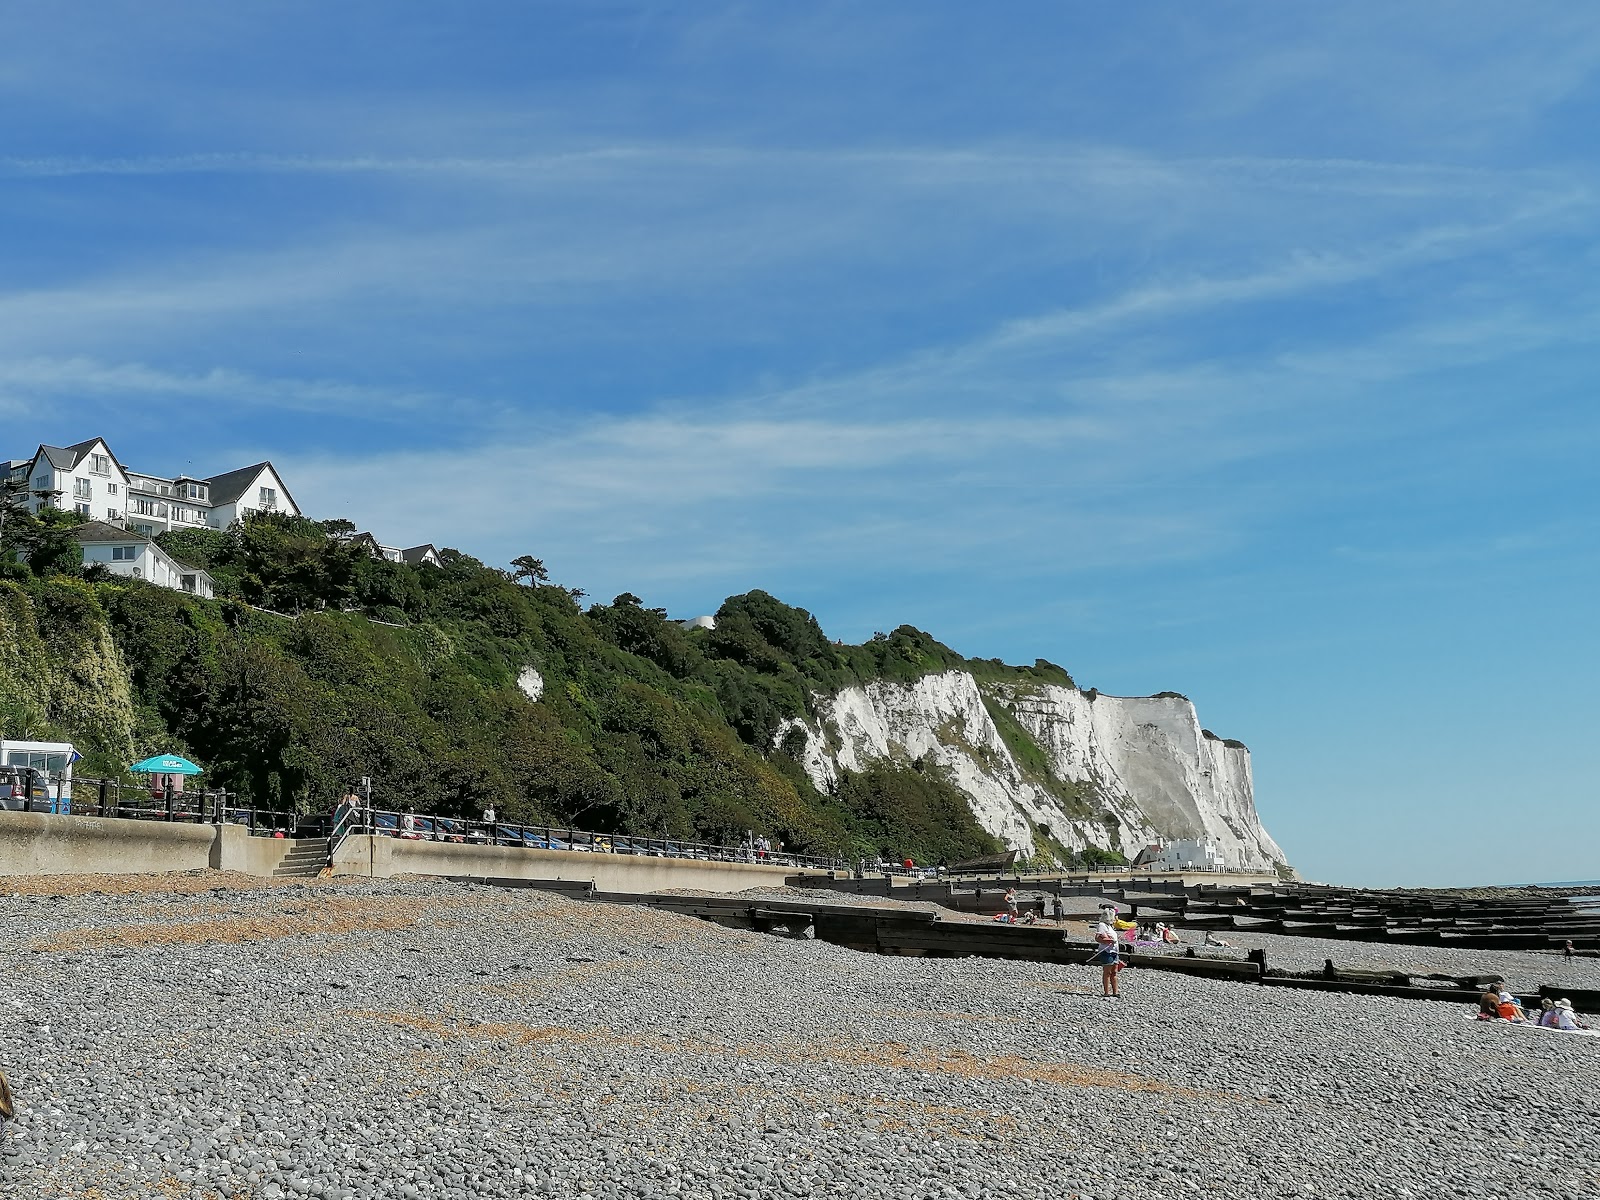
[{"left": 780, "top": 670, "right": 1288, "bottom": 872}]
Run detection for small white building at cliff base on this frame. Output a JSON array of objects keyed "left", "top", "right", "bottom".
[{"left": 1135, "top": 837, "right": 1228, "bottom": 872}]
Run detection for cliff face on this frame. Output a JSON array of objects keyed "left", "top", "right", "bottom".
[{"left": 782, "top": 670, "right": 1288, "bottom": 872}]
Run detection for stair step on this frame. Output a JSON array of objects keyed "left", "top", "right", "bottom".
[{"left": 271, "top": 838, "right": 330, "bottom": 878}]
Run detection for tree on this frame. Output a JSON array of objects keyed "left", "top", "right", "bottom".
[
  {"left": 0, "top": 475, "right": 28, "bottom": 543},
  {"left": 509, "top": 555, "right": 549, "bottom": 585}
]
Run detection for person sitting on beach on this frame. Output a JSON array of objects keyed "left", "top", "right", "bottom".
[
  {"left": 1160, "top": 924, "right": 1181, "bottom": 945},
  {"left": 1203, "top": 931, "right": 1234, "bottom": 948},
  {"left": 1496, "top": 988, "right": 1526, "bottom": 1022},
  {"left": 1020, "top": 910, "right": 1039, "bottom": 925},
  {"left": 1541, "top": 999, "right": 1586, "bottom": 1031},
  {"left": 1476, "top": 982, "right": 1504, "bottom": 1020}
]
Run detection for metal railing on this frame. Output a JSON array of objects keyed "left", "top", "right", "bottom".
[
  {"left": 336, "top": 807, "right": 845, "bottom": 871},
  {"left": 1, "top": 774, "right": 301, "bottom": 836},
  {"left": 5, "top": 775, "right": 849, "bottom": 866}
]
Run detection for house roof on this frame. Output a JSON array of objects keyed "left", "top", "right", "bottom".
[
  {"left": 32, "top": 437, "right": 117, "bottom": 474},
  {"left": 203, "top": 462, "right": 270, "bottom": 504},
  {"left": 203, "top": 461, "right": 301, "bottom": 513},
  {"left": 401, "top": 544, "right": 439, "bottom": 564},
  {"left": 72, "top": 521, "right": 150, "bottom": 545},
  {"left": 38, "top": 445, "right": 80, "bottom": 471}
]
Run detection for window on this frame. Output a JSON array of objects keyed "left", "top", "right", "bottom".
[
  {"left": 74, "top": 502, "right": 90, "bottom": 517},
  {"left": 259, "top": 486, "right": 277, "bottom": 509},
  {"left": 111, "top": 545, "right": 138, "bottom": 561},
  {"left": 106, "top": 508, "right": 120, "bottom": 521},
  {"left": 159, "top": 484, "right": 171, "bottom": 496},
  {"left": 106, "top": 482, "right": 118, "bottom": 495},
  {"left": 184, "top": 482, "right": 208, "bottom": 500},
  {"left": 4, "top": 751, "right": 66, "bottom": 773},
  {"left": 181, "top": 574, "right": 197, "bottom": 592},
  {"left": 91, "top": 453, "right": 110, "bottom": 475},
  {"left": 134, "top": 524, "right": 154, "bottom": 536},
  {"left": 74, "top": 478, "right": 91, "bottom": 498}
]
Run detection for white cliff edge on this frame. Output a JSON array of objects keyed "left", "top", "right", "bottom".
[{"left": 780, "top": 670, "right": 1288, "bottom": 872}]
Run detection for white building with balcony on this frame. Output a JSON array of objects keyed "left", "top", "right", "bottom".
[
  {"left": 8, "top": 437, "right": 302, "bottom": 536},
  {"left": 9, "top": 434, "right": 439, "bottom": 593}
]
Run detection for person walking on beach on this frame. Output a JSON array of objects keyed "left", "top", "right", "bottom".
[
  {"left": 1090, "top": 917, "right": 1123, "bottom": 998},
  {"left": 1004, "top": 887, "right": 1019, "bottom": 920}
]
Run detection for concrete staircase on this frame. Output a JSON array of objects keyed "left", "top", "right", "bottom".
[{"left": 272, "top": 837, "right": 330, "bottom": 879}]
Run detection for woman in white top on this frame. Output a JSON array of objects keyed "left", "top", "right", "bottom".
[{"left": 1090, "top": 921, "right": 1122, "bottom": 997}]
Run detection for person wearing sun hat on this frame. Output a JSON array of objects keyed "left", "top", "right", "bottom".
[{"left": 1542, "top": 998, "right": 1586, "bottom": 1031}]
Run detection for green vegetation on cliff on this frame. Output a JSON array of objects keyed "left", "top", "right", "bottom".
[{"left": 0, "top": 508, "right": 1101, "bottom": 864}]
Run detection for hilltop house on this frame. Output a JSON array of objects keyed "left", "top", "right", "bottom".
[
  {"left": 5, "top": 436, "right": 300, "bottom": 535},
  {"left": 6, "top": 434, "right": 439, "bottom": 595},
  {"left": 72, "top": 521, "right": 215, "bottom": 598},
  {"left": 347, "top": 532, "right": 443, "bottom": 567}
]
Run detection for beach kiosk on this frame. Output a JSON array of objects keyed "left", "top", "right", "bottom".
[{"left": 0, "top": 740, "right": 78, "bottom": 812}]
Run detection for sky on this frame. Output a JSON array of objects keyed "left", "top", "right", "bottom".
[{"left": 4, "top": 2, "right": 1599, "bottom": 887}]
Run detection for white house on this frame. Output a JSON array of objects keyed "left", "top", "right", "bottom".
[
  {"left": 1139, "top": 837, "right": 1229, "bottom": 872},
  {"left": 202, "top": 461, "right": 300, "bottom": 529},
  {"left": 11, "top": 437, "right": 301, "bottom": 536},
  {"left": 10, "top": 435, "right": 439, "bottom": 586},
  {"left": 12, "top": 437, "right": 132, "bottom": 526},
  {"left": 401, "top": 543, "right": 442, "bottom": 567},
  {"left": 347, "top": 533, "right": 442, "bottom": 567},
  {"left": 72, "top": 521, "right": 215, "bottom": 598}
]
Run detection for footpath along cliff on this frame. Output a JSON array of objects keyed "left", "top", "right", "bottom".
[{"left": 783, "top": 671, "right": 1287, "bottom": 872}]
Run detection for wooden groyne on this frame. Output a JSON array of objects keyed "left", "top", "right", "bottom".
[
  {"left": 463, "top": 877, "right": 1597, "bottom": 1009},
  {"left": 790, "top": 875, "right": 1600, "bottom": 952}
]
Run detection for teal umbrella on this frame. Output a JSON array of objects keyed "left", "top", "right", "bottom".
[{"left": 129, "top": 753, "right": 203, "bottom": 775}]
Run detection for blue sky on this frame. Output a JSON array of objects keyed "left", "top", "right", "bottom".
[{"left": 6, "top": 2, "right": 1599, "bottom": 886}]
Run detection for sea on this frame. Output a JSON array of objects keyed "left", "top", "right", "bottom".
[{"left": 1538, "top": 880, "right": 1600, "bottom": 908}]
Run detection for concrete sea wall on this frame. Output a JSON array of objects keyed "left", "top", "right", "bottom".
[
  {"left": 331, "top": 835, "right": 815, "bottom": 891},
  {"left": 0, "top": 813, "right": 817, "bottom": 891},
  {"left": 0, "top": 810, "right": 221, "bottom": 877}
]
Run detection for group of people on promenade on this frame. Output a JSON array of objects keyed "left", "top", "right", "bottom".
[{"left": 1476, "top": 982, "right": 1590, "bottom": 1031}]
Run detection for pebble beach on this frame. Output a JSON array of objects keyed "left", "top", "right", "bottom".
[{"left": 3, "top": 873, "right": 1598, "bottom": 1200}]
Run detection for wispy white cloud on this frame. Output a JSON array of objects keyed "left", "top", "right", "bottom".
[
  {"left": 0, "top": 144, "right": 1582, "bottom": 205},
  {"left": 0, "top": 356, "right": 452, "bottom": 418}
]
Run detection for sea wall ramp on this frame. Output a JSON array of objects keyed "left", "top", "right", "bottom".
[{"left": 329, "top": 834, "right": 821, "bottom": 892}]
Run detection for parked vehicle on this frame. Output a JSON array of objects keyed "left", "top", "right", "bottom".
[{"left": 0, "top": 766, "right": 52, "bottom": 812}]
